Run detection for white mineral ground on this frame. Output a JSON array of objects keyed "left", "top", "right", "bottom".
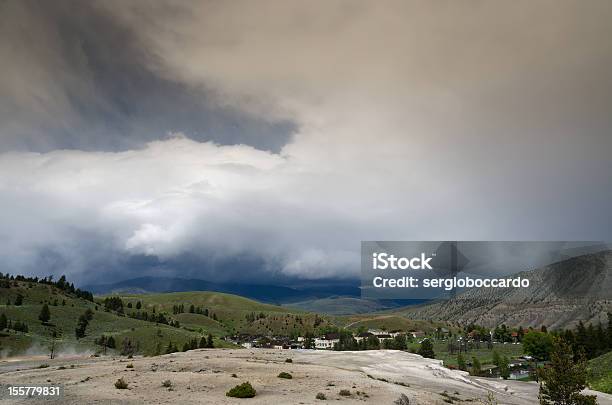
[{"left": 1, "top": 349, "right": 610, "bottom": 404}]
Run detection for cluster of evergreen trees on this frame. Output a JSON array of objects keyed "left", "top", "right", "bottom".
[
  {"left": 559, "top": 315, "right": 612, "bottom": 360},
  {"left": 104, "top": 297, "right": 180, "bottom": 327},
  {"left": 103, "top": 296, "right": 125, "bottom": 313},
  {"left": 95, "top": 335, "right": 116, "bottom": 351},
  {"left": 244, "top": 312, "right": 267, "bottom": 323},
  {"left": 165, "top": 334, "right": 214, "bottom": 354},
  {"left": 0, "top": 314, "right": 28, "bottom": 333},
  {"left": 0, "top": 273, "right": 93, "bottom": 302},
  {"left": 126, "top": 310, "right": 180, "bottom": 327},
  {"left": 172, "top": 303, "right": 218, "bottom": 321},
  {"left": 126, "top": 301, "right": 142, "bottom": 309},
  {"left": 331, "top": 331, "right": 410, "bottom": 351},
  {"left": 521, "top": 313, "right": 612, "bottom": 362}
]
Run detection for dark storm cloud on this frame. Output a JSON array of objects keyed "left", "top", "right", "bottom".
[
  {"left": 0, "top": 0, "right": 293, "bottom": 152},
  {"left": 1, "top": 1, "right": 612, "bottom": 284}
]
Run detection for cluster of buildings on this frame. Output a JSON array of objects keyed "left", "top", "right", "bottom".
[{"left": 225, "top": 329, "right": 428, "bottom": 350}]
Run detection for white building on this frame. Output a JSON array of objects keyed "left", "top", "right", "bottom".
[{"left": 314, "top": 333, "right": 340, "bottom": 349}]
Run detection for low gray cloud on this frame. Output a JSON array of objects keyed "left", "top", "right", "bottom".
[
  {"left": 0, "top": 0, "right": 293, "bottom": 153},
  {"left": 0, "top": 1, "right": 611, "bottom": 284}
]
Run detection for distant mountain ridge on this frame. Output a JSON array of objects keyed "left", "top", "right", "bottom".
[
  {"left": 83, "top": 276, "right": 362, "bottom": 305},
  {"left": 398, "top": 249, "right": 612, "bottom": 329}
]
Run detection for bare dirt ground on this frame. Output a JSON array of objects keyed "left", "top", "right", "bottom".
[{"left": 1, "top": 349, "right": 610, "bottom": 404}]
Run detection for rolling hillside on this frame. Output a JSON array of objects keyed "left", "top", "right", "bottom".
[
  {"left": 84, "top": 276, "right": 361, "bottom": 305},
  {"left": 116, "top": 291, "right": 336, "bottom": 336},
  {"left": 0, "top": 280, "right": 232, "bottom": 357},
  {"left": 398, "top": 250, "right": 612, "bottom": 329},
  {"left": 1, "top": 276, "right": 345, "bottom": 358}
]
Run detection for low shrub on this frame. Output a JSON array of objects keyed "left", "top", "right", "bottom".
[
  {"left": 162, "top": 380, "right": 172, "bottom": 388},
  {"left": 115, "top": 378, "right": 128, "bottom": 389},
  {"left": 278, "top": 372, "right": 292, "bottom": 379},
  {"left": 126, "top": 363, "right": 134, "bottom": 368},
  {"left": 226, "top": 382, "right": 256, "bottom": 398},
  {"left": 339, "top": 389, "right": 351, "bottom": 396},
  {"left": 316, "top": 392, "right": 326, "bottom": 400},
  {"left": 394, "top": 393, "right": 410, "bottom": 405},
  {"left": 285, "top": 358, "right": 293, "bottom": 363}
]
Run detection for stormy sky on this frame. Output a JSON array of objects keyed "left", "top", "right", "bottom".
[{"left": 1, "top": 0, "right": 611, "bottom": 285}]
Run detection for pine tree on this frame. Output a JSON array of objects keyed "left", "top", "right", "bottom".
[
  {"left": 492, "top": 351, "right": 501, "bottom": 367},
  {"left": 595, "top": 323, "right": 606, "bottom": 357},
  {"left": 207, "top": 334, "right": 214, "bottom": 348},
  {"left": 75, "top": 313, "right": 89, "bottom": 339},
  {"left": 38, "top": 304, "right": 51, "bottom": 323},
  {"left": 418, "top": 338, "right": 435, "bottom": 359},
  {"left": 607, "top": 312, "right": 612, "bottom": 350},
  {"left": 538, "top": 338, "right": 596, "bottom": 405},
  {"left": 457, "top": 353, "right": 466, "bottom": 371},
  {"left": 471, "top": 357, "right": 482, "bottom": 376},
  {"left": 499, "top": 356, "right": 510, "bottom": 380},
  {"left": 199, "top": 336, "right": 207, "bottom": 348},
  {"left": 166, "top": 341, "right": 177, "bottom": 354},
  {"left": 14, "top": 294, "right": 23, "bottom": 306}
]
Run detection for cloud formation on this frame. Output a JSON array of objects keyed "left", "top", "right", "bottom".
[{"left": 1, "top": 1, "right": 611, "bottom": 283}]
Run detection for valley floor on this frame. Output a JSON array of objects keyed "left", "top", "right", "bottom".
[{"left": 1, "top": 349, "right": 611, "bottom": 405}]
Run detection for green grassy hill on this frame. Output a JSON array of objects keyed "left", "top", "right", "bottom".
[
  {"left": 2, "top": 277, "right": 466, "bottom": 361},
  {"left": 0, "top": 281, "right": 228, "bottom": 357},
  {"left": 588, "top": 351, "right": 612, "bottom": 394},
  {"left": 116, "top": 291, "right": 336, "bottom": 336},
  {"left": 342, "top": 314, "right": 449, "bottom": 333},
  {"left": 284, "top": 297, "right": 392, "bottom": 315},
  {"left": 1, "top": 280, "right": 343, "bottom": 359}
]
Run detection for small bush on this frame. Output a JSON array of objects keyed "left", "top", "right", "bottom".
[
  {"left": 278, "top": 372, "right": 292, "bottom": 379},
  {"left": 339, "top": 389, "right": 351, "bottom": 396},
  {"left": 285, "top": 358, "right": 293, "bottom": 363},
  {"left": 38, "top": 364, "right": 49, "bottom": 368},
  {"left": 316, "top": 392, "right": 326, "bottom": 400},
  {"left": 394, "top": 393, "right": 410, "bottom": 405},
  {"left": 115, "top": 378, "right": 128, "bottom": 389},
  {"left": 231, "top": 373, "right": 238, "bottom": 378},
  {"left": 440, "top": 391, "right": 461, "bottom": 403},
  {"left": 57, "top": 366, "right": 66, "bottom": 370},
  {"left": 162, "top": 380, "right": 172, "bottom": 388},
  {"left": 126, "top": 363, "right": 134, "bottom": 368},
  {"left": 226, "top": 382, "right": 256, "bottom": 398}
]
